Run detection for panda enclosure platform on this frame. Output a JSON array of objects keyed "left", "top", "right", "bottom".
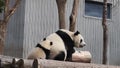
[{"left": 0, "top": 55, "right": 120, "bottom": 68}]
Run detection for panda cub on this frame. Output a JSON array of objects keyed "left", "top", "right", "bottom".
[
  {"left": 27, "top": 38, "right": 53, "bottom": 59},
  {"left": 46, "top": 29, "right": 86, "bottom": 61}
]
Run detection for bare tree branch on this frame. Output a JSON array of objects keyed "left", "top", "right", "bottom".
[
  {"left": 4, "top": 0, "right": 9, "bottom": 20},
  {"left": 56, "top": 0, "right": 67, "bottom": 29},
  {"left": 69, "top": 0, "right": 79, "bottom": 32},
  {"left": 4, "top": 0, "right": 21, "bottom": 24}
]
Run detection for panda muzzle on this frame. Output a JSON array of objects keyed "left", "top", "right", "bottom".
[{"left": 79, "top": 44, "right": 86, "bottom": 48}]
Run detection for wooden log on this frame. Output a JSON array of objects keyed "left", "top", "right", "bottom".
[
  {"left": 11, "top": 58, "right": 24, "bottom": 68},
  {"left": 37, "top": 59, "right": 120, "bottom": 68},
  {"left": 0, "top": 58, "right": 24, "bottom": 68},
  {"left": 0, "top": 55, "right": 120, "bottom": 68},
  {"left": 71, "top": 51, "right": 92, "bottom": 63}
]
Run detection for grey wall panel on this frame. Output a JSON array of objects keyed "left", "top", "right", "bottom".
[
  {"left": 23, "top": 0, "right": 59, "bottom": 58},
  {"left": 4, "top": 0, "right": 25, "bottom": 58},
  {"left": 108, "top": 2, "right": 120, "bottom": 65}
]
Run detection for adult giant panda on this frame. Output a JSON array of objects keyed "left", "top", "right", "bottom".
[
  {"left": 46, "top": 29, "right": 86, "bottom": 61},
  {"left": 27, "top": 38, "right": 53, "bottom": 59}
]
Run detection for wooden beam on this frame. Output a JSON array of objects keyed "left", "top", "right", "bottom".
[{"left": 0, "top": 55, "right": 119, "bottom": 68}]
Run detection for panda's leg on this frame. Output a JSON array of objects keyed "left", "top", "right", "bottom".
[
  {"left": 54, "top": 51, "right": 65, "bottom": 61},
  {"left": 66, "top": 49, "right": 75, "bottom": 61}
]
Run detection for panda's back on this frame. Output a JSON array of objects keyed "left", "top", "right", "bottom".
[
  {"left": 46, "top": 29, "right": 76, "bottom": 60},
  {"left": 46, "top": 30, "right": 75, "bottom": 53},
  {"left": 46, "top": 33, "right": 65, "bottom": 50}
]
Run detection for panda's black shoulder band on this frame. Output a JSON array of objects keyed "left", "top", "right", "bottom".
[{"left": 55, "top": 30, "right": 75, "bottom": 48}]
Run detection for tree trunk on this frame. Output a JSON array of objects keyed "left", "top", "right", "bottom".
[
  {"left": 0, "top": 21, "right": 7, "bottom": 54},
  {"left": 0, "top": 0, "right": 21, "bottom": 54},
  {"left": 56, "top": 0, "right": 67, "bottom": 29},
  {"left": 102, "top": 0, "right": 108, "bottom": 64},
  {"left": 69, "top": 0, "right": 79, "bottom": 32}
]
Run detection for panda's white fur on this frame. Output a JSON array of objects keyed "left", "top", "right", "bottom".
[
  {"left": 46, "top": 33, "right": 67, "bottom": 60},
  {"left": 46, "top": 29, "right": 86, "bottom": 61},
  {"left": 27, "top": 38, "right": 53, "bottom": 59}
]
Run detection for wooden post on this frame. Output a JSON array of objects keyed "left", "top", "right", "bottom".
[
  {"left": 16, "top": 59, "right": 24, "bottom": 68},
  {"left": 69, "top": 0, "right": 79, "bottom": 32},
  {"left": 56, "top": 0, "right": 67, "bottom": 29},
  {"left": 11, "top": 58, "right": 16, "bottom": 68},
  {"left": 32, "top": 59, "right": 38, "bottom": 68},
  {"left": 11, "top": 58, "right": 24, "bottom": 68},
  {"left": 102, "top": 0, "right": 108, "bottom": 64}
]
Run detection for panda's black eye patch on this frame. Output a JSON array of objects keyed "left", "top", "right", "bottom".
[
  {"left": 50, "top": 42, "right": 53, "bottom": 45},
  {"left": 80, "top": 39, "right": 82, "bottom": 43}
]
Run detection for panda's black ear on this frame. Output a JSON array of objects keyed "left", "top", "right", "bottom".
[
  {"left": 74, "top": 31, "right": 80, "bottom": 35},
  {"left": 43, "top": 38, "right": 46, "bottom": 41},
  {"left": 36, "top": 43, "right": 41, "bottom": 47},
  {"left": 50, "top": 42, "right": 53, "bottom": 45}
]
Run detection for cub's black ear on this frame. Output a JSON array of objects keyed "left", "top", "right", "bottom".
[
  {"left": 74, "top": 31, "right": 80, "bottom": 35},
  {"left": 36, "top": 43, "right": 41, "bottom": 47},
  {"left": 50, "top": 42, "right": 53, "bottom": 45},
  {"left": 43, "top": 38, "right": 46, "bottom": 41}
]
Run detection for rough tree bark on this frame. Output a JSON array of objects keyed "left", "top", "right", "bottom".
[
  {"left": 69, "top": 0, "right": 79, "bottom": 32},
  {"left": 102, "top": 0, "right": 108, "bottom": 64},
  {"left": 0, "top": 21, "right": 7, "bottom": 55},
  {"left": 56, "top": 0, "right": 67, "bottom": 29},
  {"left": 0, "top": 0, "right": 21, "bottom": 54}
]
